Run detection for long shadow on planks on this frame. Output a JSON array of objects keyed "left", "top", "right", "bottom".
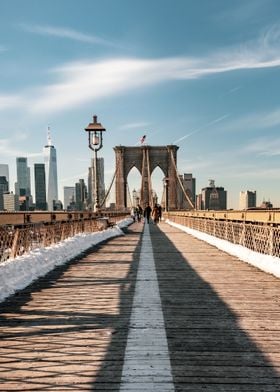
[
  {"left": 0, "top": 238, "right": 127, "bottom": 335},
  {"left": 1, "top": 221, "right": 279, "bottom": 391},
  {"left": 0, "top": 224, "right": 142, "bottom": 391},
  {"left": 90, "top": 224, "right": 142, "bottom": 391},
  {"left": 150, "top": 223, "right": 280, "bottom": 392}
]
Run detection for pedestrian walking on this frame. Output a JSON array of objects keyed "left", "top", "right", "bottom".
[
  {"left": 157, "top": 204, "right": 162, "bottom": 221},
  {"left": 152, "top": 205, "right": 159, "bottom": 224},
  {"left": 136, "top": 204, "right": 143, "bottom": 222},
  {"left": 143, "top": 203, "right": 152, "bottom": 223}
]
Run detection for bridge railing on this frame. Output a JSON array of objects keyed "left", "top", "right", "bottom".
[
  {"left": 0, "top": 211, "right": 129, "bottom": 263},
  {"left": 165, "top": 210, "right": 280, "bottom": 258}
]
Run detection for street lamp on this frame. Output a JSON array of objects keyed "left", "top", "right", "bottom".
[
  {"left": 84, "top": 115, "right": 106, "bottom": 212},
  {"left": 163, "top": 177, "right": 169, "bottom": 212}
]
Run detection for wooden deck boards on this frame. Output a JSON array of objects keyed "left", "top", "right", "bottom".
[
  {"left": 151, "top": 223, "right": 280, "bottom": 391},
  {"left": 0, "top": 221, "right": 279, "bottom": 391}
]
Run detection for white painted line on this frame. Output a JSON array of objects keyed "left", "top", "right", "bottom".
[{"left": 120, "top": 223, "right": 175, "bottom": 391}]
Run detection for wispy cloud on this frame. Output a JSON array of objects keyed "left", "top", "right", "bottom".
[
  {"left": 119, "top": 121, "right": 151, "bottom": 130},
  {"left": 4, "top": 25, "right": 280, "bottom": 115},
  {"left": 242, "top": 137, "right": 280, "bottom": 156},
  {"left": 30, "top": 25, "right": 280, "bottom": 114},
  {"left": 261, "top": 23, "right": 280, "bottom": 52},
  {"left": 230, "top": 166, "right": 280, "bottom": 180},
  {"left": 178, "top": 158, "right": 214, "bottom": 172},
  {"left": 0, "top": 137, "right": 41, "bottom": 158},
  {"left": 20, "top": 24, "right": 119, "bottom": 48},
  {"left": 0, "top": 94, "right": 23, "bottom": 110},
  {"left": 180, "top": 153, "right": 280, "bottom": 181},
  {"left": 220, "top": 107, "right": 280, "bottom": 134}
]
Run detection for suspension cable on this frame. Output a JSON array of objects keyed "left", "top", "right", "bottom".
[
  {"left": 170, "top": 149, "right": 195, "bottom": 209},
  {"left": 161, "top": 182, "right": 166, "bottom": 205},
  {"left": 127, "top": 182, "right": 133, "bottom": 208},
  {"left": 100, "top": 170, "right": 116, "bottom": 208}
]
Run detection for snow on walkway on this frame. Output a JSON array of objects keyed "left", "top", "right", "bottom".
[
  {"left": 0, "top": 218, "right": 133, "bottom": 303},
  {"left": 166, "top": 219, "right": 280, "bottom": 279},
  {"left": 2, "top": 217, "right": 279, "bottom": 305}
]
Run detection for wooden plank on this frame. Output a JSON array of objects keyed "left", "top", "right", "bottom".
[
  {"left": 152, "top": 222, "right": 280, "bottom": 390},
  {"left": 0, "top": 221, "right": 279, "bottom": 390}
]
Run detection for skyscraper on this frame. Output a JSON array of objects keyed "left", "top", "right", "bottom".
[
  {"left": 0, "top": 164, "right": 9, "bottom": 191},
  {"left": 34, "top": 163, "right": 47, "bottom": 210},
  {"left": 88, "top": 157, "right": 105, "bottom": 209},
  {"left": 64, "top": 186, "right": 75, "bottom": 210},
  {"left": 0, "top": 176, "right": 9, "bottom": 210},
  {"left": 15, "top": 157, "right": 31, "bottom": 196},
  {"left": 177, "top": 173, "right": 196, "bottom": 209},
  {"left": 43, "top": 128, "right": 58, "bottom": 211},
  {"left": 239, "top": 191, "right": 257, "bottom": 210},
  {"left": 75, "top": 179, "right": 87, "bottom": 210},
  {"left": 3, "top": 192, "right": 19, "bottom": 211},
  {"left": 200, "top": 179, "right": 227, "bottom": 210}
]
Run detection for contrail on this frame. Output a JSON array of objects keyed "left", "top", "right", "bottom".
[{"left": 173, "top": 114, "right": 230, "bottom": 144}]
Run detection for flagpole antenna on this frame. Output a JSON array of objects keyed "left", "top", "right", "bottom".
[{"left": 140, "top": 135, "right": 146, "bottom": 145}]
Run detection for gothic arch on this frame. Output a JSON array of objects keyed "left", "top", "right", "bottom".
[{"left": 114, "top": 145, "right": 179, "bottom": 209}]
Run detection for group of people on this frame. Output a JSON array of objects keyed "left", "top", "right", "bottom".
[{"left": 131, "top": 203, "right": 162, "bottom": 224}]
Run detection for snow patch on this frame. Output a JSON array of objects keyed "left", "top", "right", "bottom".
[
  {"left": 0, "top": 217, "right": 133, "bottom": 303},
  {"left": 166, "top": 219, "right": 280, "bottom": 279}
]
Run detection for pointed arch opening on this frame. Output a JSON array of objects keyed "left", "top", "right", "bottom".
[
  {"left": 150, "top": 166, "right": 165, "bottom": 207},
  {"left": 127, "top": 166, "right": 142, "bottom": 208}
]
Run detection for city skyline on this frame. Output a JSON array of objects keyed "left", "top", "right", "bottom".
[
  {"left": 0, "top": 149, "right": 270, "bottom": 211},
  {"left": 0, "top": 115, "right": 277, "bottom": 210},
  {"left": 0, "top": 0, "right": 280, "bottom": 209}
]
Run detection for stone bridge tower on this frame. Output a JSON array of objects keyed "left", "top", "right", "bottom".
[{"left": 114, "top": 145, "right": 179, "bottom": 210}]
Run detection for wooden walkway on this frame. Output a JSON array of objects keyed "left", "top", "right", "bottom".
[{"left": 0, "top": 221, "right": 279, "bottom": 391}]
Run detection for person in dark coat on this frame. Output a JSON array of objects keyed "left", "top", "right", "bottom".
[
  {"left": 157, "top": 204, "right": 162, "bottom": 221},
  {"left": 136, "top": 204, "right": 143, "bottom": 222},
  {"left": 143, "top": 203, "right": 152, "bottom": 223}
]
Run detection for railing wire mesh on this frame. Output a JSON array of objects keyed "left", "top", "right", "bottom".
[
  {"left": 167, "top": 214, "right": 280, "bottom": 258},
  {"left": 0, "top": 214, "right": 128, "bottom": 262}
]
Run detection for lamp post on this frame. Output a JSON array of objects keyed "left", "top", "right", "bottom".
[
  {"left": 84, "top": 115, "right": 106, "bottom": 212},
  {"left": 163, "top": 177, "right": 169, "bottom": 212}
]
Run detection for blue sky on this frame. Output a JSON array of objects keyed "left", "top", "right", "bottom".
[{"left": 1, "top": 0, "right": 280, "bottom": 208}]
